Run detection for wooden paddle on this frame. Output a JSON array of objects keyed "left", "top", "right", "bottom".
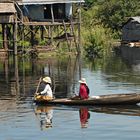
[{"left": 35, "top": 77, "right": 42, "bottom": 95}]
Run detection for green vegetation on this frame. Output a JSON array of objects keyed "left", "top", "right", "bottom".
[
  {"left": 82, "top": 0, "right": 140, "bottom": 57},
  {"left": 1, "top": 0, "right": 140, "bottom": 58},
  {"left": 18, "top": 40, "right": 31, "bottom": 48}
]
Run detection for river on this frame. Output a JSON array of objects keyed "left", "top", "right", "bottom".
[{"left": 0, "top": 53, "right": 140, "bottom": 140}]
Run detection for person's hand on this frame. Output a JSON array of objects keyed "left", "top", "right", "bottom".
[{"left": 35, "top": 92, "right": 41, "bottom": 95}]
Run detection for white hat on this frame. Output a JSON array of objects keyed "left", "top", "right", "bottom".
[
  {"left": 43, "top": 76, "right": 52, "bottom": 84},
  {"left": 79, "top": 78, "right": 86, "bottom": 84}
]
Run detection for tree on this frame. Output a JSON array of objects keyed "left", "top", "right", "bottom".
[{"left": 97, "top": 0, "right": 140, "bottom": 31}]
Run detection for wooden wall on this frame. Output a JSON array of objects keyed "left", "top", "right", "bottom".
[{"left": 122, "top": 20, "right": 140, "bottom": 42}]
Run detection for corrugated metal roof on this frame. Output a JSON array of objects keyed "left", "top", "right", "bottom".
[
  {"left": 130, "top": 17, "right": 140, "bottom": 23},
  {"left": 0, "top": 3, "right": 16, "bottom": 13},
  {"left": 122, "top": 16, "right": 140, "bottom": 28},
  {"left": 18, "top": 0, "right": 84, "bottom": 5}
]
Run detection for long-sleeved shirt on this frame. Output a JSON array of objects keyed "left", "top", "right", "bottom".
[
  {"left": 79, "top": 84, "right": 89, "bottom": 99},
  {"left": 40, "top": 84, "right": 53, "bottom": 97}
]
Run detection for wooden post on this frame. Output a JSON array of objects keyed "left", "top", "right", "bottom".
[
  {"left": 51, "top": 4, "right": 54, "bottom": 23},
  {"left": 77, "top": 7, "right": 81, "bottom": 54},
  {"left": 70, "top": 19, "right": 78, "bottom": 52},
  {"left": 30, "top": 25, "right": 34, "bottom": 47},
  {"left": 50, "top": 4, "right": 54, "bottom": 45},
  {"left": 78, "top": 54, "right": 82, "bottom": 79},
  {"left": 13, "top": 19, "right": 18, "bottom": 55},
  {"left": 22, "top": 57, "right": 26, "bottom": 95},
  {"left": 14, "top": 55, "right": 20, "bottom": 94},
  {"left": 41, "top": 26, "right": 44, "bottom": 40},
  {"left": 2, "top": 24, "right": 8, "bottom": 51},
  {"left": 50, "top": 25, "right": 53, "bottom": 45},
  {"left": 63, "top": 20, "right": 71, "bottom": 52},
  {"left": 48, "top": 26, "right": 51, "bottom": 38},
  {"left": 21, "top": 25, "right": 24, "bottom": 42},
  {"left": 5, "top": 58, "right": 9, "bottom": 84},
  {"left": 21, "top": 25, "right": 25, "bottom": 52}
]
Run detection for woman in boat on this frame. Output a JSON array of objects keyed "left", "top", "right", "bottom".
[
  {"left": 36, "top": 76, "right": 53, "bottom": 100},
  {"left": 79, "top": 78, "right": 89, "bottom": 99}
]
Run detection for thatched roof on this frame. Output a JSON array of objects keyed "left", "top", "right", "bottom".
[
  {"left": 0, "top": 3, "right": 16, "bottom": 13},
  {"left": 18, "top": 0, "right": 84, "bottom": 5}
]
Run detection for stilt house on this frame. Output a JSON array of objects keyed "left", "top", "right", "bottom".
[
  {"left": 122, "top": 17, "right": 140, "bottom": 42},
  {"left": 17, "top": 0, "right": 82, "bottom": 22},
  {"left": 0, "top": 0, "right": 84, "bottom": 55}
]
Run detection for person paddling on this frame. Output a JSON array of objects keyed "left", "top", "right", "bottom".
[
  {"left": 36, "top": 76, "right": 53, "bottom": 101},
  {"left": 79, "top": 78, "right": 89, "bottom": 99}
]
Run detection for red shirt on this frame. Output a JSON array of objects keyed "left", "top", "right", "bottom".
[{"left": 79, "top": 84, "right": 89, "bottom": 99}]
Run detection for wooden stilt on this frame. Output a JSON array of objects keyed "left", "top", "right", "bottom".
[
  {"left": 5, "top": 58, "right": 9, "bottom": 83},
  {"left": 50, "top": 4, "right": 54, "bottom": 45},
  {"left": 50, "top": 26, "right": 54, "bottom": 45},
  {"left": 48, "top": 26, "right": 51, "bottom": 38},
  {"left": 77, "top": 7, "right": 81, "bottom": 54},
  {"left": 13, "top": 23, "right": 18, "bottom": 55},
  {"left": 30, "top": 25, "right": 34, "bottom": 47},
  {"left": 41, "top": 26, "right": 44, "bottom": 40},
  {"left": 14, "top": 55, "right": 19, "bottom": 94},
  {"left": 51, "top": 4, "right": 54, "bottom": 23},
  {"left": 2, "top": 24, "right": 8, "bottom": 51},
  {"left": 70, "top": 19, "right": 78, "bottom": 52},
  {"left": 63, "top": 20, "right": 71, "bottom": 52},
  {"left": 21, "top": 25, "right": 25, "bottom": 52}
]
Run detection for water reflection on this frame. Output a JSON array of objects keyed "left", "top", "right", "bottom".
[
  {"left": 79, "top": 107, "right": 90, "bottom": 128},
  {"left": 34, "top": 105, "right": 91, "bottom": 129},
  {"left": 33, "top": 104, "right": 140, "bottom": 132},
  {"left": 34, "top": 106, "right": 53, "bottom": 130},
  {"left": 90, "top": 105, "right": 140, "bottom": 117},
  {"left": 0, "top": 54, "right": 82, "bottom": 99}
]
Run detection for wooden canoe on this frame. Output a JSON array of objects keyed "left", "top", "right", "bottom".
[{"left": 34, "top": 93, "right": 140, "bottom": 106}]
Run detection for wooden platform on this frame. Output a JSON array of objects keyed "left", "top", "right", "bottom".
[{"left": 23, "top": 21, "right": 79, "bottom": 26}]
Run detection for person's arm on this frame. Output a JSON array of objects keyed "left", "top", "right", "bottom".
[{"left": 40, "top": 85, "right": 48, "bottom": 94}]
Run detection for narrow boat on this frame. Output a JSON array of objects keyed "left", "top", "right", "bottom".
[{"left": 34, "top": 93, "right": 140, "bottom": 106}]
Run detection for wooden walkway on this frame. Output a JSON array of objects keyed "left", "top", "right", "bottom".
[{"left": 23, "top": 21, "right": 79, "bottom": 26}]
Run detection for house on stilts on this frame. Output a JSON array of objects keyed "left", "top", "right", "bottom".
[
  {"left": 122, "top": 17, "right": 140, "bottom": 47},
  {"left": 117, "top": 17, "right": 140, "bottom": 62},
  {"left": 0, "top": 0, "right": 84, "bottom": 55}
]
